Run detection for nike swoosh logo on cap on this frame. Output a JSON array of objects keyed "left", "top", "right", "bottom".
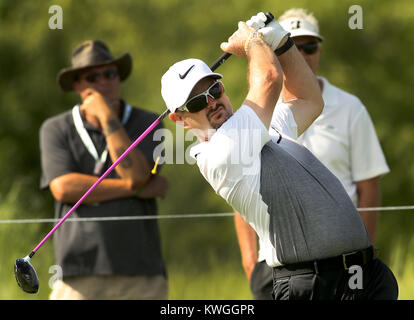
[{"left": 179, "top": 65, "right": 195, "bottom": 79}]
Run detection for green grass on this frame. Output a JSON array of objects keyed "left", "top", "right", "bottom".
[
  {"left": 0, "top": 182, "right": 54, "bottom": 300},
  {"left": 389, "top": 237, "right": 414, "bottom": 300},
  {"left": 167, "top": 251, "right": 252, "bottom": 300},
  {"left": 0, "top": 225, "right": 54, "bottom": 300}
]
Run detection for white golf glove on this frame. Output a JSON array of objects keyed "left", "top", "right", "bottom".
[{"left": 246, "top": 12, "right": 290, "bottom": 51}]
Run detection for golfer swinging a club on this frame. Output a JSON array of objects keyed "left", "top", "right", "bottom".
[{"left": 161, "top": 13, "right": 398, "bottom": 300}]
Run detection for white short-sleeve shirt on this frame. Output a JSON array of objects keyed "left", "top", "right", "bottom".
[
  {"left": 190, "top": 105, "right": 296, "bottom": 266},
  {"left": 297, "top": 77, "right": 389, "bottom": 205}
]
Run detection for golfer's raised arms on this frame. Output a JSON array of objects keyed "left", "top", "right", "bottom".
[
  {"left": 242, "top": 12, "right": 324, "bottom": 136},
  {"left": 221, "top": 21, "right": 283, "bottom": 129},
  {"left": 277, "top": 42, "right": 324, "bottom": 136}
]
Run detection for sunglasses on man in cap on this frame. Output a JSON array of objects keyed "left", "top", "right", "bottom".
[
  {"left": 295, "top": 42, "right": 319, "bottom": 55},
  {"left": 177, "top": 80, "right": 225, "bottom": 113}
]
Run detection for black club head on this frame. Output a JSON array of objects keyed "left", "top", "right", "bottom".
[{"left": 14, "top": 256, "right": 39, "bottom": 294}]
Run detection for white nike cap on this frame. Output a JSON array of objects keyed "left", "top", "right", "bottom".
[
  {"left": 279, "top": 17, "right": 323, "bottom": 41},
  {"left": 161, "top": 58, "right": 222, "bottom": 113}
]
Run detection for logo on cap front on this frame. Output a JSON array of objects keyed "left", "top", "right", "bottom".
[
  {"left": 291, "top": 20, "right": 302, "bottom": 29},
  {"left": 179, "top": 65, "right": 195, "bottom": 79}
]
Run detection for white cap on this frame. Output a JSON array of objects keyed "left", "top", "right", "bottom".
[
  {"left": 161, "top": 58, "right": 222, "bottom": 113},
  {"left": 279, "top": 17, "right": 323, "bottom": 41}
]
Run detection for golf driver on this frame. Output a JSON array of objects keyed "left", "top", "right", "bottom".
[{"left": 14, "top": 11, "right": 274, "bottom": 294}]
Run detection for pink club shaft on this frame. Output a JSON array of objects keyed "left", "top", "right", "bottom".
[{"left": 32, "top": 110, "right": 169, "bottom": 254}]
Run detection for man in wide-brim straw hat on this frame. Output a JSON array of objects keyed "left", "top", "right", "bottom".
[
  {"left": 57, "top": 40, "right": 132, "bottom": 92},
  {"left": 40, "top": 40, "right": 169, "bottom": 300}
]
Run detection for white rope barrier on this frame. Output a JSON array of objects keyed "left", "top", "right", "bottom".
[
  {"left": 358, "top": 205, "right": 414, "bottom": 211},
  {"left": 0, "top": 205, "right": 413, "bottom": 224},
  {"left": 0, "top": 212, "right": 235, "bottom": 224}
]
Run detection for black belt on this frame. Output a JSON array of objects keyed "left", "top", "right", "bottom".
[{"left": 273, "top": 246, "right": 378, "bottom": 279}]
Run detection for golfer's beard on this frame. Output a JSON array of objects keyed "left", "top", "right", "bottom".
[{"left": 208, "top": 104, "right": 232, "bottom": 130}]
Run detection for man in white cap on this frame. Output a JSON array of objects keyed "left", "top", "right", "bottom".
[
  {"left": 234, "top": 9, "right": 391, "bottom": 300},
  {"left": 161, "top": 13, "right": 397, "bottom": 300}
]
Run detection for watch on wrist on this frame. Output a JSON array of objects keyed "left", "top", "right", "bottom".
[
  {"left": 274, "top": 36, "right": 294, "bottom": 56},
  {"left": 244, "top": 31, "right": 264, "bottom": 54}
]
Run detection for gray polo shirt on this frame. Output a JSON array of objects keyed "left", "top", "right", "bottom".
[{"left": 39, "top": 101, "right": 166, "bottom": 277}]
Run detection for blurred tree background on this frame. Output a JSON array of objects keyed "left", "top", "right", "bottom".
[{"left": 0, "top": 0, "right": 413, "bottom": 299}]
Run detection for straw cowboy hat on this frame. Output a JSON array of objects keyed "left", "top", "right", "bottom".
[{"left": 57, "top": 40, "right": 132, "bottom": 91}]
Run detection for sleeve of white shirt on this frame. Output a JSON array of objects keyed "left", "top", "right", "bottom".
[
  {"left": 195, "top": 105, "right": 270, "bottom": 195},
  {"left": 350, "top": 103, "right": 390, "bottom": 182},
  {"left": 269, "top": 101, "right": 298, "bottom": 139}
]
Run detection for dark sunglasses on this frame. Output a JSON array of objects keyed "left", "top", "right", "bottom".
[
  {"left": 295, "top": 42, "right": 319, "bottom": 55},
  {"left": 179, "top": 81, "right": 224, "bottom": 113},
  {"left": 81, "top": 68, "right": 119, "bottom": 83}
]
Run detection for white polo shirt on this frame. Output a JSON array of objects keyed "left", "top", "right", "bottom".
[{"left": 297, "top": 76, "right": 389, "bottom": 205}]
